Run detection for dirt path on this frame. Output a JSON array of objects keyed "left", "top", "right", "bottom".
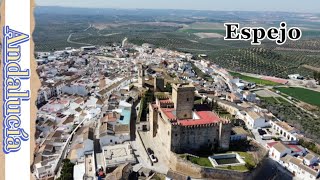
[{"left": 66, "top": 33, "right": 93, "bottom": 46}]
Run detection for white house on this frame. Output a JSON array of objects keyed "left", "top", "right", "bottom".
[
  {"left": 304, "top": 153, "right": 319, "bottom": 166},
  {"left": 73, "top": 163, "right": 86, "bottom": 180},
  {"left": 270, "top": 121, "right": 298, "bottom": 141},
  {"left": 282, "top": 155, "right": 320, "bottom": 180},
  {"left": 245, "top": 110, "right": 269, "bottom": 129},
  {"left": 99, "top": 111, "right": 131, "bottom": 146},
  {"left": 34, "top": 159, "right": 57, "bottom": 179},
  {"left": 268, "top": 142, "right": 292, "bottom": 161}
]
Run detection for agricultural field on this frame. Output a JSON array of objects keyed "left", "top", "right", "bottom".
[
  {"left": 209, "top": 47, "right": 320, "bottom": 78},
  {"left": 229, "top": 72, "right": 280, "bottom": 86},
  {"left": 258, "top": 95, "right": 320, "bottom": 143},
  {"left": 34, "top": 7, "right": 320, "bottom": 78},
  {"left": 275, "top": 87, "right": 320, "bottom": 107}
]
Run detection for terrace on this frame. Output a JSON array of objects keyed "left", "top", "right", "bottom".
[{"left": 103, "top": 142, "right": 136, "bottom": 168}]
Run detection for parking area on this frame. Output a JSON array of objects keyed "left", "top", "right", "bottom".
[{"left": 251, "top": 128, "right": 274, "bottom": 148}]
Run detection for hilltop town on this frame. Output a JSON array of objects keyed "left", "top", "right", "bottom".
[{"left": 33, "top": 41, "right": 320, "bottom": 180}]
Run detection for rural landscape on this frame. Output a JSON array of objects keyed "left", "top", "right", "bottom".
[
  {"left": 33, "top": 5, "right": 320, "bottom": 180},
  {"left": 34, "top": 7, "right": 320, "bottom": 140}
]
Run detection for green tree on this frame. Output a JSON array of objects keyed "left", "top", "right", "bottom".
[
  {"left": 164, "top": 82, "right": 172, "bottom": 92},
  {"left": 314, "top": 71, "right": 320, "bottom": 85},
  {"left": 58, "top": 159, "right": 75, "bottom": 180}
]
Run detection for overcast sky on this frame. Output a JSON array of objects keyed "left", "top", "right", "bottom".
[{"left": 36, "top": 0, "right": 320, "bottom": 13}]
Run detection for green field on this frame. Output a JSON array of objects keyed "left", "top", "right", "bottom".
[
  {"left": 229, "top": 72, "right": 279, "bottom": 86},
  {"left": 179, "top": 154, "right": 213, "bottom": 167},
  {"left": 188, "top": 156, "right": 213, "bottom": 167},
  {"left": 275, "top": 87, "right": 320, "bottom": 107}
]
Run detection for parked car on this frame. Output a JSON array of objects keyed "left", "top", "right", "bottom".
[
  {"left": 150, "top": 154, "right": 158, "bottom": 163},
  {"left": 258, "top": 129, "right": 266, "bottom": 135},
  {"left": 261, "top": 135, "right": 272, "bottom": 140},
  {"left": 147, "top": 148, "right": 154, "bottom": 155}
]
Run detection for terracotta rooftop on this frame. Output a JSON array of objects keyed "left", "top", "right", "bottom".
[
  {"left": 161, "top": 107, "right": 223, "bottom": 126},
  {"left": 74, "top": 97, "right": 84, "bottom": 104},
  {"left": 178, "top": 111, "right": 222, "bottom": 126},
  {"left": 269, "top": 141, "right": 289, "bottom": 152},
  {"left": 287, "top": 144, "right": 304, "bottom": 153},
  {"left": 63, "top": 115, "right": 75, "bottom": 125}
]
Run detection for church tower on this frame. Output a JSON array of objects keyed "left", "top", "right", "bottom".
[{"left": 138, "top": 64, "right": 145, "bottom": 88}]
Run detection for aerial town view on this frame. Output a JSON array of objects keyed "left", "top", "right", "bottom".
[{"left": 32, "top": 1, "right": 320, "bottom": 180}]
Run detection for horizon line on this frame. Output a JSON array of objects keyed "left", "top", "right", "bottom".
[{"left": 35, "top": 5, "right": 319, "bottom": 14}]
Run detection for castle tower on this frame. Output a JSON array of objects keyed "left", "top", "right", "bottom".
[
  {"left": 172, "top": 83, "right": 195, "bottom": 119},
  {"left": 138, "top": 65, "right": 145, "bottom": 88},
  {"left": 154, "top": 77, "right": 164, "bottom": 92}
]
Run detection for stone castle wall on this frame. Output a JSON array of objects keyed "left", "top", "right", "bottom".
[
  {"left": 156, "top": 114, "right": 172, "bottom": 158},
  {"left": 171, "top": 124, "right": 221, "bottom": 153},
  {"left": 219, "top": 122, "right": 232, "bottom": 150},
  {"left": 168, "top": 152, "right": 252, "bottom": 180},
  {"left": 148, "top": 103, "right": 158, "bottom": 137}
]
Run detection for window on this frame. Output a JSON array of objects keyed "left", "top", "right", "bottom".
[
  {"left": 187, "top": 98, "right": 189, "bottom": 101},
  {"left": 110, "top": 140, "right": 112, "bottom": 143}
]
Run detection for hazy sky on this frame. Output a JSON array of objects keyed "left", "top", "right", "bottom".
[{"left": 36, "top": 0, "right": 320, "bottom": 13}]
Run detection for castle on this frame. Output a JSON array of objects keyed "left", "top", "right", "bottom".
[{"left": 148, "top": 83, "right": 231, "bottom": 154}]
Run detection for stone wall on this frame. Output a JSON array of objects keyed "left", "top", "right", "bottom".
[
  {"left": 148, "top": 103, "right": 158, "bottom": 137},
  {"left": 156, "top": 115, "right": 172, "bottom": 159},
  {"left": 168, "top": 152, "right": 203, "bottom": 179},
  {"left": 219, "top": 122, "right": 232, "bottom": 150},
  {"left": 171, "top": 123, "right": 221, "bottom": 153}
]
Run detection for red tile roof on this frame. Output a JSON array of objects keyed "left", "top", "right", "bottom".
[
  {"left": 161, "top": 107, "right": 222, "bottom": 126},
  {"left": 267, "top": 142, "right": 278, "bottom": 148},
  {"left": 159, "top": 99, "right": 173, "bottom": 104},
  {"left": 178, "top": 111, "right": 221, "bottom": 126},
  {"left": 267, "top": 142, "right": 304, "bottom": 153},
  {"left": 287, "top": 145, "right": 304, "bottom": 153},
  {"left": 162, "top": 108, "right": 176, "bottom": 120}
]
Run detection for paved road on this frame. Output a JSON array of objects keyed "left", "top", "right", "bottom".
[
  {"left": 130, "top": 131, "right": 169, "bottom": 174},
  {"left": 253, "top": 158, "right": 293, "bottom": 180},
  {"left": 67, "top": 33, "right": 93, "bottom": 46}
]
